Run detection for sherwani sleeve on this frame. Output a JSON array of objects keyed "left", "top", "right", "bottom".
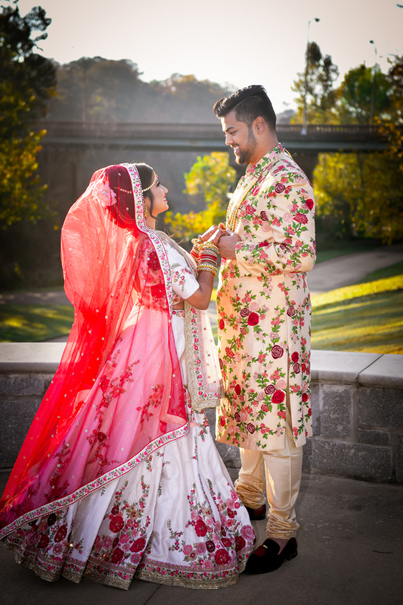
[{"left": 234, "top": 174, "right": 316, "bottom": 277}]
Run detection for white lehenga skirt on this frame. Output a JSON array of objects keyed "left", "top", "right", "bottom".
[{"left": 3, "top": 311, "right": 256, "bottom": 590}]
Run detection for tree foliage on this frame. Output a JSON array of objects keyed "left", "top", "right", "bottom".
[
  {"left": 291, "top": 42, "right": 339, "bottom": 124},
  {"left": 0, "top": 0, "right": 56, "bottom": 228},
  {"left": 49, "top": 65, "right": 232, "bottom": 123},
  {"left": 164, "top": 152, "right": 236, "bottom": 242},
  {"left": 292, "top": 46, "right": 403, "bottom": 244}
]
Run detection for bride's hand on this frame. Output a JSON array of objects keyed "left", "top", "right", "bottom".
[{"left": 199, "top": 224, "right": 229, "bottom": 245}]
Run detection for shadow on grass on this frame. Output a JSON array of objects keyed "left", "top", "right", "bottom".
[
  {"left": 312, "top": 290, "right": 403, "bottom": 354},
  {"left": 0, "top": 305, "right": 74, "bottom": 342}
]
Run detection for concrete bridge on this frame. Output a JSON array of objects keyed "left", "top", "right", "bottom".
[
  {"left": 36, "top": 121, "right": 391, "bottom": 214},
  {"left": 38, "top": 121, "right": 388, "bottom": 154}
]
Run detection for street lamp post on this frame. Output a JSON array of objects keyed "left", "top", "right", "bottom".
[
  {"left": 369, "top": 40, "right": 378, "bottom": 126},
  {"left": 301, "top": 17, "right": 320, "bottom": 135}
]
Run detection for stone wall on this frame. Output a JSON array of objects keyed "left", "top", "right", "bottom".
[{"left": 0, "top": 344, "right": 402, "bottom": 483}]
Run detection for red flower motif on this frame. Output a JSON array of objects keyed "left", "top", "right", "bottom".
[
  {"left": 100, "top": 377, "right": 110, "bottom": 392},
  {"left": 97, "top": 431, "right": 107, "bottom": 443},
  {"left": 227, "top": 508, "right": 236, "bottom": 518},
  {"left": 306, "top": 199, "right": 314, "bottom": 210},
  {"left": 54, "top": 525, "right": 67, "bottom": 543},
  {"left": 308, "top": 408, "right": 312, "bottom": 416},
  {"left": 272, "top": 390, "right": 285, "bottom": 404},
  {"left": 302, "top": 393, "right": 309, "bottom": 402},
  {"left": 247, "top": 423, "right": 256, "bottom": 434},
  {"left": 195, "top": 519, "right": 208, "bottom": 537},
  {"left": 219, "top": 415, "right": 226, "bottom": 427},
  {"left": 38, "top": 534, "right": 50, "bottom": 549},
  {"left": 294, "top": 363, "right": 301, "bottom": 374},
  {"left": 271, "top": 345, "right": 284, "bottom": 359},
  {"left": 291, "top": 352, "right": 299, "bottom": 363},
  {"left": 215, "top": 548, "right": 231, "bottom": 565},
  {"left": 248, "top": 312, "right": 259, "bottom": 326},
  {"left": 287, "top": 306, "right": 296, "bottom": 317},
  {"left": 111, "top": 505, "right": 120, "bottom": 515},
  {"left": 234, "top": 412, "right": 241, "bottom": 423},
  {"left": 148, "top": 251, "right": 160, "bottom": 271},
  {"left": 219, "top": 358, "right": 223, "bottom": 369},
  {"left": 260, "top": 211, "right": 269, "bottom": 221},
  {"left": 261, "top": 404, "right": 269, "bottom": 412},
  {"left": 225, "top": 347, "right": 235, "bottom": 359},
  {"left": 274, "top": 183, "right": 285, "bottom": 194},
  {"left": 301, "top": 363, "right": 306, "bottom": 372},
  {"left": 130, "top": 537, "right": 147, "bottom": 553},
  {"left": 240, "top": 307, "right": 250, "bottom": 318},
  {"left": 206, "top": 540, "right": 215, "bottom": 553},
  {"left": 235, "top": 536, "right": 246, "bottom": 552},
  {"left": 235, "top": 384, "right": 241, "bottom": 396},
  {"left": 264, "top": 384, "right": 276, "bottom": 395},
  {"left": 111, "top": 547, "right": 124, "bottom": 564},
  {"left": 258, "top": 241, "right": 269, "bottom": 247},
  {"left": 222, "top": 538, "right": 232, "bottom": 548},
  {"left": 294, "top": 213, "right": 308, "bottom": 224},
  {"left": 219, "top": 319, "right": 225, "bottom": 330},
  {"left": 109, "top": 515, "right": 124, "bottom": 533},
  {"left": 47, "top": 513, "right": 57, "bottom": 527}
]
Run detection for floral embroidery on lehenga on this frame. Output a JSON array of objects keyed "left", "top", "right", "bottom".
[{"left": 2, "top": 234, "right": 255, "bottom": 591}]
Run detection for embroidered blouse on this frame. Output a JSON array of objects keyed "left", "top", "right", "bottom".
[{"left": 165, "top": 241, "right": 199, "bottom": 305}]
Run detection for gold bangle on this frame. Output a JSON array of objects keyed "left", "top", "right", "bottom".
[
  {"left": 197, "top": 264, "right": 217, "bottom": 275},
  {"left": 200, "top": 242, "right": 220, "bottom": 254}
]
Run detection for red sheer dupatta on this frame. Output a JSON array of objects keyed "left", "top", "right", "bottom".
[{"left": 0, "top": 165, "right": 187, "bottom": 538}]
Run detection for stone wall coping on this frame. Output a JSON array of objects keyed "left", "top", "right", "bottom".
[
  {"left": 0, "top": 344, "right": 402, "bottom": 389},
  {"left": 0, "top": 343, "right": 65, "bottom": 373},
  {"left": 311, "top": 350, "right": 403, "bottom": 388}
]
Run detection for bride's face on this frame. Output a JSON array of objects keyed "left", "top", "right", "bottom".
[{"left": 146, "top": 178, "right": 169, "bottom": 216}]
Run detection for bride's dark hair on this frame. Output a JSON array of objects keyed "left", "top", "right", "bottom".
[
  {"left": 106, "top": 163, "right": 157, "bottom": 225},
  {"left": 135, "top": 163, "right": 156, "bottom": 218}
]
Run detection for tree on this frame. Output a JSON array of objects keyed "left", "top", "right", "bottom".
[
  {"left": 0, "top": 0, "right": 56, "bottom": 228},
  {"left": 164, "top": 152, "right": 236, "bottom": 242},
  {"left": 314, "top": 152, "right": 403, "bottom": 244},
  {"left": 338, "top": 64, "right": 391, "bottom": 124},
  {"left": 292, "top": 42, "right": 339, "bottom": 124}
]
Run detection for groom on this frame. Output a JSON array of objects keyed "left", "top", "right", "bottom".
[{"left": 209, "top": 85, "right": 316, "bottom": 574}]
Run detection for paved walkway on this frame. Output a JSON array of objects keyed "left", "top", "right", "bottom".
[
  {"left": 308, "top": 243, "right": 403, "bottom": 295},
  {"left": 1, "top": 469, "right": 402, "bottom": 605}
]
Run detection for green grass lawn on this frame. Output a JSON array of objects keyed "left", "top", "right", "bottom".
[
  {"left": 0, "top": 305, "right": 74, "bottom": 342},
  {"left": 1, "top": 260, "right": 402, "bottom": 353},
  {"left": 311, "top": 262, "right": 403, "bottom": 354}
]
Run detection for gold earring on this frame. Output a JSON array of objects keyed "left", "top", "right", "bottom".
[{"left": 144, "top": 205, "right": 149, "bottom": 218}]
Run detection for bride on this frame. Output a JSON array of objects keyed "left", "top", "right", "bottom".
[{"left": 0, "top": 163, "right": 255, "bottom": 590}]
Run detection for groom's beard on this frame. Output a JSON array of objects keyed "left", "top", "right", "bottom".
[{"left": 235, "top": 128, "right": 258, "bottom": 164}]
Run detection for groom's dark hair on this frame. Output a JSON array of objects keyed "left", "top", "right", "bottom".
[{"left": 213, "top": 85, "right": 276, "bottom": 132}]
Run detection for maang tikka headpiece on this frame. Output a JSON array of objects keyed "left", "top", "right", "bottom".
[{"left": 142, "top": 171, "right": 157, "bottom": 193}]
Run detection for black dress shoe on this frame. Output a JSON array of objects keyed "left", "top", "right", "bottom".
[
  {"left": 244, "top": 538, "right": 298, "bottom": 574},
  {"left": 245, "top": 504, "right": 267, "bottom": 521}
]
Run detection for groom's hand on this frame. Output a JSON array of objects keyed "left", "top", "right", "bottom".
[
  {"left": 218, "top": 233, "right": 241, "bottom": 260},
  {"left": 199, "top": 225, "right": 223, "bottom": 243}
]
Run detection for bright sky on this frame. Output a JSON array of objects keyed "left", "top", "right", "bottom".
[{"left": 13, "top": 0, "right": 403, "bottom": 114}]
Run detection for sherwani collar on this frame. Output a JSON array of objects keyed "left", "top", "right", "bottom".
[{"left": 246, "top": 143, "right": 284, "bottom": 178}]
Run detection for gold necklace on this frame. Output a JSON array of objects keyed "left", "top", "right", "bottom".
[{"left": 226, "top": 176, "right": 260, "bottom": 232}]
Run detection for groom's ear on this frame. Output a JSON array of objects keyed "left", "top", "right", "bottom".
[{"left": 254, "top": 116, "right": 266, "bottom": 135}]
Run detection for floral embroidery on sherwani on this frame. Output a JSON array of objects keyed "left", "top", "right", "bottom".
[{"left": 216, "top": 144, "right": 316, "bottom": 451}]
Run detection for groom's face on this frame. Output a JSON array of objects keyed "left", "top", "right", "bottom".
[{"left": 221, "top": 110, "right": 257, "bottom": 164}]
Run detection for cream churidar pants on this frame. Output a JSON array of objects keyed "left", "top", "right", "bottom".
[{"left": 234, "top": 418, "right": 303, "bottom": 540}]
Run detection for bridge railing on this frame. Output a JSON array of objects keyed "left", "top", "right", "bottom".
[{"left": 36, "top": 121, "right": 386, "bottom": 142}]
